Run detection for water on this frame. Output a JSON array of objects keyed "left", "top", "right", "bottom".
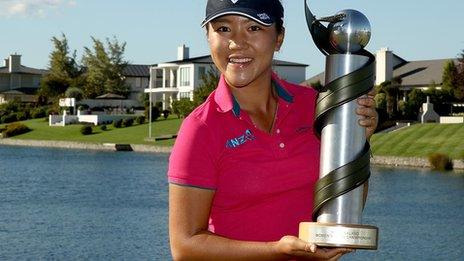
[{"left": 1, "top": 146, "right": 463, "bottom": 260}]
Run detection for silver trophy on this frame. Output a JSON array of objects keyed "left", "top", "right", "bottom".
[{"left": 299, "top": 1, "right": 378, "bottom": 250}]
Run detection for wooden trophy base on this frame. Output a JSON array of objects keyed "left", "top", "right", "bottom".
[{"left": 299, "top": 222, "right": 378, "bottom": 250}]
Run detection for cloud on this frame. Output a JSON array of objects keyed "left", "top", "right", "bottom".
[{"left": 0, "top": 0, "right": 77, "bottom": 18}]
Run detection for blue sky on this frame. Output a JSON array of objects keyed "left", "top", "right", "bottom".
[{"left": 1, "top": 0, "right": 463, "bottom": 77}]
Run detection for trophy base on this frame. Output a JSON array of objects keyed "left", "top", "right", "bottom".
[{"left": 299, "top": 222, "right": 378, "bottom": 250}]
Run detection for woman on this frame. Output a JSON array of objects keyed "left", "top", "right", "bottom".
[{"left": 168, "top": 0, "right": 378, "bottom": 260}]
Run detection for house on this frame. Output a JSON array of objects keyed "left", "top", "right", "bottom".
[
  {"left": 0, "top": 54, "right": 48, "bottom": 104},
  {"left": 304, "top": 47, "right": 457, "bottom": 100},
  {"left": 145, "top": 45, "right": 308, "bottom": 109},
  {"left": 79, "top": 64, "right": 150, "bottom": 109},
  {"left": 122, "top": 64, "right": 150, "bottom": 103}
]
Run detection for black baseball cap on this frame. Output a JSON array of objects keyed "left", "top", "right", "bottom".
[{"left": 201, "top": 0, "right": 284, "bottom": 27}]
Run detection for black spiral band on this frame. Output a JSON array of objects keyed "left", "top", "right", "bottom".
[{"left": 312, "top": 51, "right": 375, "bottom": 221}]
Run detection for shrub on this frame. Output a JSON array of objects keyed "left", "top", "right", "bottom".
[
  {"left": 1, "top": 113, "right": 18, "bottom": 124},
  {"left": 2, "top": 123, "right": 31, "bottom": 138},
  {"left": 113, "top": 119, "right": 123, "bottom": 128},
  {"left": 162, "top": 109, "right": 170, "bottom": 119},
  {"left": 172, "top": 99, "right": 195, "bottom": 118},
  {"left": 428, "top": 153, "right": 453, "bottom": 171},
  {"left": 122, "top": 118, "right": 134, "bottom": 127},
  {"left": 80, "top": 125, "right": 93, "bottom": 135},
  {"left": 16, "top": 111, "right": 27, "bottom": 121},
  {"left": 46, "top": 108, "right": 59, "bottom": 115},
  {"left": 144, "top": 106, "right": 160, "bottom": 122},
  {"left": 136, "top": 115, "right": 146, "bottom": 124},
  {"left": 100, "top": 124, "right": 107, "bottom": 131},
  {"left": 31, "top": 108, "right": 46, "bottom": 119}
]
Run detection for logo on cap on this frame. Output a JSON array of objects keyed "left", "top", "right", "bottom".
[
  {"left": 257, "top": 13, "right": 270, "bottom": 20},
  {"left": 229, "top": 0, "right": 239, "bottom": 4}
]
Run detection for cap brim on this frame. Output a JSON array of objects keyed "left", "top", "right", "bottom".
[{"left": 201, "top": 10, "right": 275, "bottom": 27}]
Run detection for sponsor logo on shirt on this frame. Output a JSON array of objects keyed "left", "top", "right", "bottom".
[
  {"left": 296, "top": 126, "right": 312, "bottom": 134},
  {"left": 226, "top": 129, "right": 256, "bottom": 148}
]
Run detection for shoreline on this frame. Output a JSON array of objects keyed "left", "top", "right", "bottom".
[
  {"left": 0, "top": 138, "right": 172, "bottom": 154},
  {"left": 1, "top": 138, "right": 463, "bottom": 170}
]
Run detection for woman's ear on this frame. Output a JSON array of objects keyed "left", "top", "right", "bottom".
[{"left": 275, "top": 27, "right": 285, "bottom": 51}]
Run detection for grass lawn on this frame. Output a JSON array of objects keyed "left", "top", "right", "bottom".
[
  {"left": 1, "top": 116, "right": 183, "bottom": 147},
  {"left": 3, "top": 117, "right": 464, "bottom": 159},
  {"left": 371, "top": 123, "right": 464, "bottom": 159}
]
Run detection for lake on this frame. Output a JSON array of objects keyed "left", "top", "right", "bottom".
[{"left": 0, "top": 145, "right": 463, "bottom": 260}]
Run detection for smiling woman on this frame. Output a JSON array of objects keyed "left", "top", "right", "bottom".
[{"left": 167, "top": 0, "right": 378, "bottom": 260}]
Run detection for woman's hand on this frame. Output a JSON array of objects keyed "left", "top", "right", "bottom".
[
  {"left": 275, "top": 236, "right": 353, "bottom": 260},
  {"left": 356, "top": 89, "right": 378, "bottom": 140}
]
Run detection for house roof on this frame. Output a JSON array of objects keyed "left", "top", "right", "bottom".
[
  {"left": 0, "top": 65, "right": 48, "bottom": 75},
  {"left": 303, "top": 56, "right": 457, "bottom": 88},
  {"left": 0, "top": 87, "right": 38, "bottom": 95},
  {"left": 122, "top": 64, "right": 150, "bottom": 77},
  {"left": 159, "top": 55, "right": 308, "bottom": 67},
  {"left": 393, "top": 58, "right": 455, "bottom": 87}
]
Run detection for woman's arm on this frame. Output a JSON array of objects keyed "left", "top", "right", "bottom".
[{"left": 169, "top": 184, "right": 352, "bottom": 260}]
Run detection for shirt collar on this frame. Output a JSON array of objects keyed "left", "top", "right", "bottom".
[{"left": 214, "top": 72, "right": 294, "bottom": 118}]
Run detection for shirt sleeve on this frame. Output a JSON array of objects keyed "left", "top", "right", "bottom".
[{"left": 167, "top": 115, "right": 218, "bottom": 190}]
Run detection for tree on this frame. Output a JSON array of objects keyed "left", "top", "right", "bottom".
[
  {"left": 454, "top": 49, "right": 464, "bottom": 101},
  {"left": 377, "top": 77, "right": 401, "bottom": 120},
  {"left": 172, "top": 98, "right": 195, "bottom": 118},
  {"left": 193, "top": 67, "right": 219, "bottom": 107},
  {"left": 309, "top": 80, "right": 323, "bottom": 91},
  {"left": 82, "top": 37, "right": 129, "bottom": 98},
  {"left": 404, "top": 89, "right": 426, "bottom": 120},
  {"left": 442, "top": 60, "right": 457, "bottom": 95},
  {"left": 65, "top": 87, "right": 84, "bottom": 101},
  {"left": 38, "top": 34, "right": 80, "bottom": 100}
]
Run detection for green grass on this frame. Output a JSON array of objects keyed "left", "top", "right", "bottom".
[
  {"left": 371, "top": 123, "right": 464, "bottom": 159},
  {"left": 0, "top": 117, "right": 183, "bottom": 146},
  {"left": 3, "top": 118, "right": 464, "bottom": 158}
]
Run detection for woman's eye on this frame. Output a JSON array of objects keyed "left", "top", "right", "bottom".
[
  {"left": 249, "top": 26, "right": 262, "bottom": 32},
  {"left": 215, "top": 26, "right": 230, "bottom": 32}
]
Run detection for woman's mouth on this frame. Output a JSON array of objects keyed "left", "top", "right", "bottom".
[{"left": 228, "top": 57, "right": 253, "bottom": 65}]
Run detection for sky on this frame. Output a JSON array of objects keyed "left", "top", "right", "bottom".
[{"left": 1, "top": 0, "right": 463, "bottom": 78}]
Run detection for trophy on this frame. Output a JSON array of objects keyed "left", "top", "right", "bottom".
[{"left": 299, "top": 0, "right": 378, "bottom": 250}]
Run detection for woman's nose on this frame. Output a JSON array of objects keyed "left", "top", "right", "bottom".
[{"left": 228, "top": 32, "right": 248, "bottom": 50}]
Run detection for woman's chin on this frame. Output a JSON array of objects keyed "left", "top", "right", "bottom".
[{"left": 224, "top": 76, "right": 253, "bottom": 89}]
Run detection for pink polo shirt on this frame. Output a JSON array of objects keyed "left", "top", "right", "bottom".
[{"left": 168, "top": 73, "right": 320, "bottom": 242}]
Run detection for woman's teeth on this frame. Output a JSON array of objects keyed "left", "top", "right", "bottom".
[{"left": 229, "top": 58, "right": 252, "bottom": 64}]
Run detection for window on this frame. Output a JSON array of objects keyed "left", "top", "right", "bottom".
[
  {"left": 199, "top": 67, "right": 206, "bottom": 80},
  {"left": 179, "top": 67, "right": 190, "bottom": 86},
  {"left": 179, "top": 92, "right": 191, "bottom": 99}
]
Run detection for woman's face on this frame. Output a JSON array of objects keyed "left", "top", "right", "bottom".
[{"left": 207, "top": 15, "right": 284, "bottom": 88}]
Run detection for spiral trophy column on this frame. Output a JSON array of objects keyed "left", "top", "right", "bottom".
[{"left": 299, "top": 1, "right": 378, "bottom": 250}]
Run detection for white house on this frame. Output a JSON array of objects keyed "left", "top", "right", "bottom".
[
  {"left": 0, "top": 54, "right": 48, "bottom": 104},
  {"left": 145, "top": 45, "right": 308, "bottom": 109}
]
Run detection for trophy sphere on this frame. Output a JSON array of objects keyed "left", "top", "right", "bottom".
[{"left": 328, "top": 9, "right": 371, "bottom": 53}]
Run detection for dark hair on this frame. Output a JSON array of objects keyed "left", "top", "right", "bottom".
[{"left": 275, "top": 18, "right": 284, "bottom": 35}]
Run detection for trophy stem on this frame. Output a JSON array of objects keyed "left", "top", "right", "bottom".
[{"left": 318, "top": 54, "right": 369, "bottom": 225}]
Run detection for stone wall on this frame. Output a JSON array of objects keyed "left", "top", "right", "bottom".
[{"left": 372, "top": 155, "right": 464, "bottom": 170}]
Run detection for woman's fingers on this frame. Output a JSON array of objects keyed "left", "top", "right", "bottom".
[{"left": 357, "top": 95, "right": 375, "bottom": 107}]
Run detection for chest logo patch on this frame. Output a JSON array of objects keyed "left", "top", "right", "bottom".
[{"left": 226, "top": 129, "right": 256, "bottom": 148}]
